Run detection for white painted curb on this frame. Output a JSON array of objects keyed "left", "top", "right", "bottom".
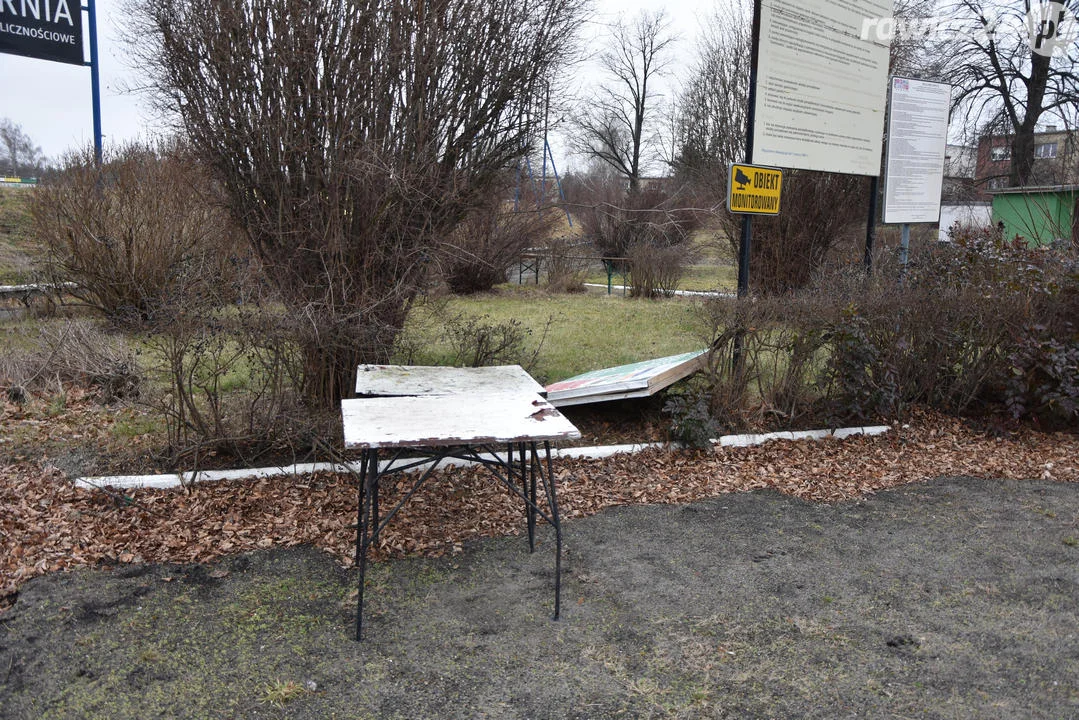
[
  {"left": 716, "top": 426, "right": 891, "bottom": 448},
  {"left": 75, "top": 426, "right": 891, "bottom": 491}
]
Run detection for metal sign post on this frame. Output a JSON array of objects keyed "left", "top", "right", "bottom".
[
  {"left": 736, "top": 0, "right": 763, "bottom": 300},
  {"left": 865, "top": 176, "right": 879, "bottom": 273},
  {"left": 86, "top": 0, "right": 102, "bottom": 165}
]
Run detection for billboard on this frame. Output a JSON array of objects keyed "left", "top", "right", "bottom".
[
  {"left": 753, "top": 0, "right": 892, "bottom": 176},
  {"left": 882, "top": 76, "right": 952, "bottom": 225},
  {"left": 0, "top": 0, "right": 84, "bottom": 65}
]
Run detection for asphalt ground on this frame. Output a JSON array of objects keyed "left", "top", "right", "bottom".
[{"left": 2, "top": 475, "right": 1078, "bottom": 719}]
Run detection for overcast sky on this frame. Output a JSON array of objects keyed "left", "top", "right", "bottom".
[{"left": 1, "top": 0, "right": 718, "bottom": 164}]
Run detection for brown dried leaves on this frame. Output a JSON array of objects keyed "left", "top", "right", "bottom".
[{"left": 2, "top": 409, "right": 1076, "bottom": 612}]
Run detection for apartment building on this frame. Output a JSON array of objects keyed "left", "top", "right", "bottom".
[{"left": 974, "top": 127, "right": 1078, "bottom": 197}]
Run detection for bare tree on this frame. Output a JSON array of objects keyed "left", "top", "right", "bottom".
[
  {"left": 124, "top": 0, "right": 584, "bottom": 407},
  {"left": 671, "top": 3, "right": 871, "bottom": 293},
  {"left": 888, "top": 0, "right": 952, "bottom": 76},
  {"left": 942, "top": 0, "right": 1079, "bottom": 186},
  {"left": 671, "top": 3, "right": 751, "bottom": 197},
  {"left": 573, "top": 10, "right": 676, "bottom": 192},
  {"left": 0, "top": 119, "right": 44, "bottom": 177}
]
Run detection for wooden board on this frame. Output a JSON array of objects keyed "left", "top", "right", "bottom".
[
  {"left": 355, "top": 364, "right": 546, "bottom": 398},
  {"left": 342, "top": 393, "right": 580, "bottom": 449},
  {"left": 545, "top": 350, "right": 708, "bottom": 406}
]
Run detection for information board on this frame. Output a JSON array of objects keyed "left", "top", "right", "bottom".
[
  {"left": 882, "top": 76, "right": 952, "bottom": 224},
  {"left": 753, "top": 0, "right": 892, "bottom": 176},
  {"left": 545, "top": 350, "right": 708, "bottom": 407},
  {"left": 0, "top": 0, "right": 84, "bottom": 65}
]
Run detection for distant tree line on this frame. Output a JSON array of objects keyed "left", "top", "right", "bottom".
[{"left": 0, "top": 119, "right": 48, "bottom": 178}]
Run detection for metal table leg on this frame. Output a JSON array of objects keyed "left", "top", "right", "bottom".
[
  {"left": 510, "top": 441, "right": 537, "bottom": 552},
  {"left": 355, "top": 448, "right": 378, "bottom": 642},
  {"left": 354, "top": 441, "right": 562, "bottom": 640},
  {"left": 532, "top": 440, "right": 561, "bottom": 620}
]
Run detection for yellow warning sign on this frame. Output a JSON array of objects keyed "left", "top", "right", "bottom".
[{"left": 728, "top": 163, "right": 783, "bottom": 215}]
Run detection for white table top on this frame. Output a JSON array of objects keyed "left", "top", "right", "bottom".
[
  {"left": 355, "top": 364, "right": 547, "bottom": 397},
  {"left": 343, "top": 365, "right": 580, "bottom": 450}
]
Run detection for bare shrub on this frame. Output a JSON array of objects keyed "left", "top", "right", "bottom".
[
  {"left": 628, "top": 242, "right": 689, "bottom": 298},
  {"left": 31, "top": 143, "right": 241, "bottom": 326},
  {"left": 145, "top": 308, "right": 327, "bottom": 468},
  {"left": 544, "top": 236, "right": 590, "bottom": 293},
  {"left": 137, "top": 263, "right": 337, "bottom": 467},
  {"left": 574, "top": 179, "right": 702, "bottom": 298},
  {"left": 0, "top": 320, "right": 141, "bottom": 403},
  {"left": 439, "top": 189, "right": 561, "bottom": 294},
  {"left": 442, "top": 314, "right": 537, "bottom": 369},
  {"left": 394, "top": 302, "right": 551, "bottom": 374},
  {"left": 576, "top": 182, "right": 689, "bottom": 258},
  {"left": 719, "top": 171, "right": 870, "bottom": 294},
  {"left": 696, "top": 293, "right": 833, "bottom": 431}
]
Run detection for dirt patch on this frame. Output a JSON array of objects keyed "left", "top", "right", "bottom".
[{"left": 2, "top": 476, "right": 1078, "bottom": 718}]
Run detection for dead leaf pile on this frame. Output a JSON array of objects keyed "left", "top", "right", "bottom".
[{"left": 2, "top": 408, "right": 1076, "bottom": 612}]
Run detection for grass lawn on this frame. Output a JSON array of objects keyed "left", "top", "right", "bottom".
[
  {"left": 0, "top": 187, "right": 38, "bottom": 284},
  {"left": 405, "top": 285, "right": 710, "bottom": 384},
  {"left": 2, "top": 286, "right": 712, "bottom": 408},
  {"left": 579, "top": 263, "right": 736, "bottom": 293},
  {"left": 680, "top": 263, "right": 737, "bottom": 291}
]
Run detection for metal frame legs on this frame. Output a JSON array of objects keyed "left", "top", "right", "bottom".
[{"left": 353, "top": 441, "right": 562, "bottom": 641}]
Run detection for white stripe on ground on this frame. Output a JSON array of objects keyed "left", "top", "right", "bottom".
[{"left": 75, "top": 426, "right": 891, "bottom": 490}]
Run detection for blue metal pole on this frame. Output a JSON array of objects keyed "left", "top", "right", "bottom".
[
  {"left": 86, "top": 0, "right": 103, "bottom": 165},
  {"left": 542, "top": 82, "right": 549, "bottom": 205},
  {"left": 544, "top": 138, "right": 573, "bottom": 228}
]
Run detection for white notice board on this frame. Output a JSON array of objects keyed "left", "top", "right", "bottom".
[
  {"left": 753, "top": 0, "right": 893, "bottom": 176},
  {"left": 882, "top": 76, "right": 952, "bottom": 224}
]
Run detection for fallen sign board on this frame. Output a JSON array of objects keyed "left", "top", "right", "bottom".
[
  {"left": 728, "top": 163, "right": 783, "bottom": 215},
  {"left": 545, "top": 350, "right": 708, "bottom": 407}
]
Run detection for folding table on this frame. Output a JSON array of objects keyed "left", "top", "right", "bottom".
[{"left": 341, "top": 365, "right": 581, "bottom": 641}]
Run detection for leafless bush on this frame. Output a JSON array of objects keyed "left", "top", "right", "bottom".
[
  {"left": 0, "top": 320, "right": 141, "bottom": 403},
  {"left": 544, "top": 236, "right": 589, "bottom": 293},
  {"left": 31, "top": 143, "right": 242, "bottom": 326},
  {"left": 442, "top": 314, "right": 538, "bottom": 370},
  {"left": 144, "top": 290, "right": 341, "bottom": 469},
  {"left": 627, "top": 242, "right": 689, "bottom": 298},
  {"left": 575, "top": 182, "right": 693, "bottom": 257},
  {"left": 127, "top": 0, "right": 585, "bottom": 408},
  {"left": 697, "top": 294, "right": 833, "bottom": 431},
  {"left": 718, "top": 171, "right": 870, "bottom": 294},
  {"left": 438, "top": 187, "right": 561, "bottom": 294},
  {"left": 573, "top": 179, "right": 702, "bottom": 297}
]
